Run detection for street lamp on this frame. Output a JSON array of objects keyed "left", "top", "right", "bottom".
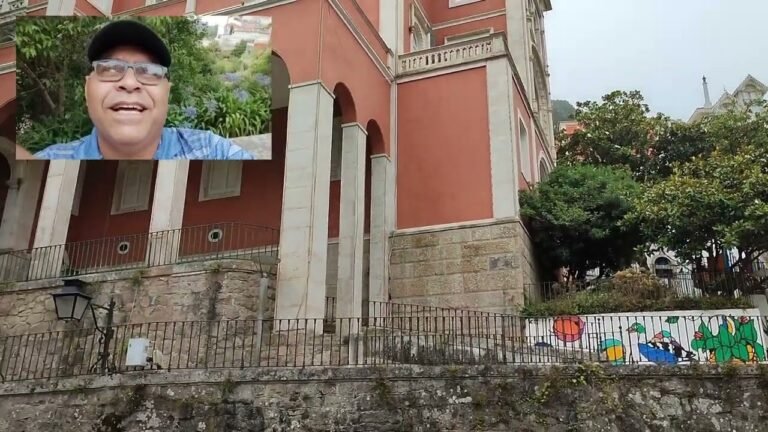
[{"left": 51, "top": 278, "right": 116, "bottom": 374}]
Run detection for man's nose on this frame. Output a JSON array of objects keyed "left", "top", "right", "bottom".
[{"left": 117, "top": 67, "right": 142, "bottom": 91}]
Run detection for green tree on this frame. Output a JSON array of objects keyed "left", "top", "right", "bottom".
[
  {"left": 551, "top": 99, "right": 576, "bottom": 125},
  {"left": 520, "top": 164, "right": 643, "bottom": 281},
  {"left": 230, "top": 40, "right": 248, "bottom": 59},
  {"left": 557, "top": 90, "right": 712, "bottom": 182},
  {"left": 630, "top": 104, "right": 768, "bottom": 270}
]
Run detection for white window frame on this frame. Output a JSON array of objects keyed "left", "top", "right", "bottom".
[
  {"left": 444, "top": 28, "right": 492, "bottom": 44},
  {"left": 519, "top": 117, "right": 531, "bottom": 181},
  {"left": 72, "top": 162, "right": 87, "bottom": 216},
  {"left": 111, "top": 161, "right": 154, "bottom": 215},
  {"left": 537, "top": 156, "right": 550, "bottom": 182},
  {"left": 199, "top": 160, "right": 243, "bottom": 201},
  {"left": 449, "top": 0, "right": 483, "bottom": 7}
]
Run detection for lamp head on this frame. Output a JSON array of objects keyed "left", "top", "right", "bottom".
[{"left": 52, "top": 281, "right": 92, "bottom": 321}]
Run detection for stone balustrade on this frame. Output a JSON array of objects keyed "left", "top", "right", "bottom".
[
  {"left": 398, "top": 33, "right": 507, "bottom": 76},
  {"left": 0, "top": 0, "right": 25, "bottom": 13}
]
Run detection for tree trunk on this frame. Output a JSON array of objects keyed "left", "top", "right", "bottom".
[{"left": 20, "top": 60, "right": 56, "bottom": 114}]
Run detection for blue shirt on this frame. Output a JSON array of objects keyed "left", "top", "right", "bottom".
[{"left": 33, "top": 127, "right": 255, "bottom": 160}]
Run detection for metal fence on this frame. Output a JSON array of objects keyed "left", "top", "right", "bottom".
[
  {"left": 0, "top": 222, "right": 279, "bottom": 283},
  {"left": 5, "top": 310, "right": 764, "bottom": 382},
  {"left": 525, "top": 270, "right": 768, "bottom": 304}
]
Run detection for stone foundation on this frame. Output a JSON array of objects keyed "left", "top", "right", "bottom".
[
  {"left": 0, "top": 365, "right": 765, "bottom": 431},
  {"left": 390, "top": 219, "right": 539, "bottom": 313},
  {"left": 0, "top": 260, "right": 275, "bottom": 336}
]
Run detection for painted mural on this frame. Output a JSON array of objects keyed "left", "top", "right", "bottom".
[{"left": 525, "top": 309, "right": 768, "bottom": 365}]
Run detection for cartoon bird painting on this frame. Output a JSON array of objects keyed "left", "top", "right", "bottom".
[
  {"left": 627, "top": 322, "right": 695, "bottom": 364},
  {"left": 599, "top": 339, "right": 625, "bottom": 365}
]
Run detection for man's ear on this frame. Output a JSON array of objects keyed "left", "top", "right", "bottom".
[{"left": 84, "top": 77, "right": 89, "bottom": 103}]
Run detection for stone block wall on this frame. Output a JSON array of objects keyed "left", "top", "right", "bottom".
[
  {"left": 0, "top": 364, "right": 766, "bottom": 431},
  {"left": 390, "top": 219, "right": 540, "bottom": 313},
  {"left": 0, "top": 260, "right": 275, "bottom": 337}
]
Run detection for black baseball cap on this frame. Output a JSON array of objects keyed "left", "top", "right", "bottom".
[{"left": 87, "top": 20, "right": 172, "bottom": 68}]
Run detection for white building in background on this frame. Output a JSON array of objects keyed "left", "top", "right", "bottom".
[
  {"left": 217, "top": 16, "right": 272, "bottom": 51},
  {"left": 689, "top": 74, "right": 767, "bottom": 123}
]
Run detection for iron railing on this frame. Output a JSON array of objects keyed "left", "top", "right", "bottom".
[
  {"left": 3, "top": 311, "right": 767, "bottom": 382},
  {"left": 0, "top": 222, "right": 279, "bottom": 283},
  {"left": 525, "top": 270, "right": 768, "bottom": 305}
]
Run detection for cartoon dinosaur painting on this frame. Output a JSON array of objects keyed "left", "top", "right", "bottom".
[
  {"left": 627, "top": 322, "right": 695, "bottom": 364},
  {"left": 691, "top": 316, "right": 766, "bottom": 364}
]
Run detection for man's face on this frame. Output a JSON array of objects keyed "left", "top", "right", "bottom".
[{"left": 85, "top": 46, "right": 170, "bottom": 150}]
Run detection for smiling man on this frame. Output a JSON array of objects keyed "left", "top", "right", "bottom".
[{"left": 34, "top": 20, "right": 254, "bottom": 160}]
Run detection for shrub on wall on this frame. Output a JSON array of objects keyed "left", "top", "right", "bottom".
[{"left": 522, "top": 269, "right": 753, "bottom": 316}]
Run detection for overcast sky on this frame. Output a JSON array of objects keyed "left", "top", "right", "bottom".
[{"left": 546, "top": 0, "right": 768, "bottom": 120}]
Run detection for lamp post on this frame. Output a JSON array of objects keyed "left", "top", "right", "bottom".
[{"left": 51, "top": 278, "right": 116, "bottom": 374}]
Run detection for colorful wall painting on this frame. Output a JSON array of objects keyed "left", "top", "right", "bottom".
[{"left": 524, "top": 309, "right": 767, "bottom": 365}]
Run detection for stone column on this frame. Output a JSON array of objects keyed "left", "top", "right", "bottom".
[
  {"left": 184, "top": 0, "right": 196, "bottom": 15},
  {"left": 29, "top": 160, "right": 80, "bottom": 280},
  {"left": 504, "top": 0, "right": 532, "bottom": 96},
  {"left": 275, "top": 82, "right": 334, "bottom": 327},
  {"left": 379, "top": 0, "right": 400, "bottom": 68},
  {"left": 146, "top": 160, "right": 189, "bottom": 266},
  {"left": 336, "top": 123, "right": 366, "bottom": 336},
  {"left": 0, "top": 161, "right": 45, "bottom": 281},
  {"left": 0, "top": 160, "right": 45, "bottom": 250},
  {"left": 45, "top": 0, "right": 76, "bottom": 15},
  {"left": 368, "top": 154, "right": 394, "bottom": 315},
  {"left": 486, "top": 58, "right": 520, "bottom": 218}
]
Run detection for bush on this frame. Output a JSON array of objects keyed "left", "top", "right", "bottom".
[
  {"left": 167, "top": 81, "right": 271, "bottom": 137},
  {"left": 521, "top": 269, "right": 754, "bottom": 316}
]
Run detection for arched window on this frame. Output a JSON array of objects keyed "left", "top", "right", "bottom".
[
  {"left": 410, "top": 6, "right": 430, "bottom": 51},
  {"left": 539, "top": 159, "right": 549, "bottom": 181},
  {"left": 654, "top": 257, "right": 674, "bottom": 279},
  {"left": 519, "top": 119, "right": 531, "bottom": 180}
]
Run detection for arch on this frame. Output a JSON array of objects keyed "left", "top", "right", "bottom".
[
  {"left": 0, "top": 136, "right": 14, "bottom": 181},
  {"left": 538, "top": 156, "right": 550, "bottom": 181},
  {"left": 0, "top": 98, "right": 15, "bottom": 143},
  {"left": 332, "top": 82, "right": 357, "bottom": 124},
  {"left": 0, "top": 137, "right": 11, "bottom": 223},
  {"left": 365, "top": 119, "right": 385, "bottom": 156},
  {"left": 0, "top": 136, "right": 13, "bottom": 163},
  {"left": 653, "top": 256, "right": 674, "bottom": 279},
  {"left": 271, "top": 52, "right": 291, "bottom": 110}
]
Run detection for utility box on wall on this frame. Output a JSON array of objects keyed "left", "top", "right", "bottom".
[{"left": 125, "top": 338, "right": 153, "bottom": 367}]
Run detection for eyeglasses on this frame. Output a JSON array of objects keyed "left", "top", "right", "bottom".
[{"left": 91, "top": 59, "right": 169, "bottom": 85}]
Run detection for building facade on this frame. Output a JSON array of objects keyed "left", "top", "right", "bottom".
[{"left": 0, "top": 0, "right": 556, "bottom": 324}]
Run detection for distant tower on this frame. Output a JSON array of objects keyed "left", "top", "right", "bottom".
[{"left": 702, "top": 76, "right": 712, "bottom": 107}]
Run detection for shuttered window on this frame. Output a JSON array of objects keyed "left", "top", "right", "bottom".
[
  {"left": 199, "top": 160, "right": 243, "bottom": 201},
  {"left": 111, "top": 161, "right": 153, "bottom": 214}
]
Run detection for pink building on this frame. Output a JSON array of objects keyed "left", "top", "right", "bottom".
[{"left": 0, "top": 0, "right": 555, "bottom": 326}]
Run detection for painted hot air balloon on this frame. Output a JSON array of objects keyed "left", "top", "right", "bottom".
[{"left": 552, "top": 316, "right": 585, "bottom": 343}]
